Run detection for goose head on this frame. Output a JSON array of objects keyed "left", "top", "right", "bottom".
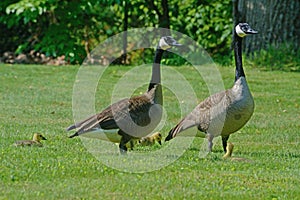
[
  {"left": 159, "top": 36, "right": 182, "bottom": 50},
  {"left": 235, "top": 23, "right": 258, "bottom": 38},
  {"left": 33, "top": 133, "right": 47, "bottom": 142}
]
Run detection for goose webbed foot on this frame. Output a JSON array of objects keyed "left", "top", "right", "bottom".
[
  {"left": 119, "top": 146, "right": 127, "bottom": 155},
  {"left": 119, "top": 140, "right": 129, "bottom": 155}
]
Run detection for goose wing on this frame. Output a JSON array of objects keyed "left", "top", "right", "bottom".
[
  {"left": 67, "top": 94, "right": 155, "bottom": 137},
  {"left": 67, "top": 98, "right": 129, "bottom": 137},
  {"left": 166, "top": 90, "right": 228, "bottom": 140}
]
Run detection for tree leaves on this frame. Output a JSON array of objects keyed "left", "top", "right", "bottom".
[
  {"left": 1, "top": 0, "right": 233, "bottom": 64},
  {"left": 6, "top": 0, "right": 47, "bottom": 24}
]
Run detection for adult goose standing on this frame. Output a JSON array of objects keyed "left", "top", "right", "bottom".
[
  {"left": 67, "top": 36, "right": 181, "bottom": 153},
  {"left": 165, "top": 23, "right": 258, "bottom": 152}
]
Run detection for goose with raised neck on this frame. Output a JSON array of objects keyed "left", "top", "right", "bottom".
[
  {"left": 67, "top": 36, "right": 181, "bottom": 154},
  {"left": 165, "top": 23, "right": 258, "bottom": 153}
]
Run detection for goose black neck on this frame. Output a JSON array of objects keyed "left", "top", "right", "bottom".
[
  {"left": 234, "top": 33, "right": 245, "bottom": 82},
  {"left": 148, "top": 48, "right": 164, "bottom": 91}
]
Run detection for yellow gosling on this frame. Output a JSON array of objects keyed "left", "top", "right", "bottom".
[
  {"left": 115, "top": 132, "right": 161, "bottom": 151},
  {"left": 139, "top": 132, "right": 162, "bottom": 146},
  {"left": 223, "top": 142, "right": 252, "bottom": 162},
  {"left": 125, "top": 139, "right": 139, "bottom": 150},
  {"left": 223, "top": 142, "right": 234, "bottom": 158},
  {"left": 14, "top": 133, "right": 47, "bottom": 147}
]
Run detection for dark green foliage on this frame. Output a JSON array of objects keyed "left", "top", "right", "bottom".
[
  {"left": 161, "top": 52, "right": 188, "bottom": 66},
  {"left": 0, "top": 0, "right": 233, "bottom": 64},
  {"left": 246, "top": 43, "right": 300, "bottom": 72},
  {"left": 172, "top": 0, "right": 232, "bottom": 55},
  {"left": 2, "top": 0, "right": 118, "bottom": 64},
  {"left": 0, "top": 0, "right": 299, "bottom": 70},
  {"left": 0, "top": 0, "right": 31, "bottom": 54}
]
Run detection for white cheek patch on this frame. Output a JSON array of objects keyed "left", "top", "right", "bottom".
[
  {"left": 235, "top": 25, "right": 247, "bottom": 37},
  {"left": 159, "top": 38, "right": 171, "bottom": 50}
]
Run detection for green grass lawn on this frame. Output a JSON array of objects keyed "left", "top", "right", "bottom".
[{"left": 0, "top": 64, "right": 299, "bottom": 199}]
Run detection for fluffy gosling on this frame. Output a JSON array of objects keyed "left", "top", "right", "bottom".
[
  {"left": 125, "top": 139, "right": 138, "bottom": 150},
  {"left": 119, "top": 132, "right": 162, "bottom": 151},
  {"left": 223, "top": 142, "right": 234, "bottom": 158},
  {"left": 139, "top": 132, "right": 162, "bottom": 146},
  {"left": 14, "top": 133, "right": 47, "bottom": 147},
  {"left": 223, "top": 142, "right": 252, "bottom": 162}
]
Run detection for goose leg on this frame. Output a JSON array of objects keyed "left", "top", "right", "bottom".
[
  {"left": 119, "top": 131, "right": 132, "bottom": 154},
  {"left": 206, "top": 133, "right": 214, "bottom": 152},
  {"left": 222, "top": 135, "right": 230, "bottom": 153}
]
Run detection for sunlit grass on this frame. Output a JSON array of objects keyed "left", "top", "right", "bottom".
[{"left": 0, "top": 64, "right": 299, "bottom": 199}]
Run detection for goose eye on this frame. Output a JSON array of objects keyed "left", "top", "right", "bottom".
[
  {"left": 165, "top": 37, "right": 172, "bottom": 44},
  {"left": 242, "top": 24, "right": 250, "bottom": 32}
]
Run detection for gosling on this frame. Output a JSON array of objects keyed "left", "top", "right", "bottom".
[
  {"left": 139, "top": 132, "right": 162, "bottom": 146},
  {"left": 223, "top": 142, "right": 234, "bottom": 158},
  {"left": 120, "top": 132, "right": 162, "bottom": 151},
  {"left": 223, "top": 142, "right": 252, "bottom": 162},
  {"left": 14, "top": 133, "right": 47, "bottom": 147},
  {"left": 125, "top": 139, "right": 138, "bottom": 150}
]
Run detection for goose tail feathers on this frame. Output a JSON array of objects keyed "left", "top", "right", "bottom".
[
  {"left": 165, "top": 108, "right": 201, "bottom": 142},
  {"left": 165, "top": 117, "right": 195, "bottom": 141},
  {"left": 66, "top": 114, "right": 99, "bottom": 138},
  {"left": 165, "top": 126, "right": 178, "bottom": 141},
  {"left": 66, "top": 124, "right": 76, "bottom": 131},
  {"left": 165, "top": 118, "right": 184, "bottom": 141},
  {"left": 68, "top": 132, "right": 79, "bottom": 138}
]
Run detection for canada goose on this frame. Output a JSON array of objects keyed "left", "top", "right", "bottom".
[
  {"left": 13, "top": 133, "right": 47, "bottom": 147},
  {"left": 67, "top": 36, "right": 181, "bottom": 154},
  {"left": 165, "top": 23, "right": 258, "bottom": 153},
  {"left": 139, "top": 132, "right": 162, "bottom": 146},
  {"left": 223, "top": 142, "right": 252, "bottom": 162}
]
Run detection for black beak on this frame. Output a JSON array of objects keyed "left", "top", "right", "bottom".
[
  {"left": 171, "top": 41, "right": 182, "bottom": 47},
  {"left": 246, "top": 29, "right": 258, "bottom": 34},
  {"left": 165, "top": 36, "right": 182, "bottom": 47},
  {"left": 42, "top": 136, "right": 47, "bottom": 140},
  {"left": 158, "top": 140, "right": 162, "bottom": 145}
]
